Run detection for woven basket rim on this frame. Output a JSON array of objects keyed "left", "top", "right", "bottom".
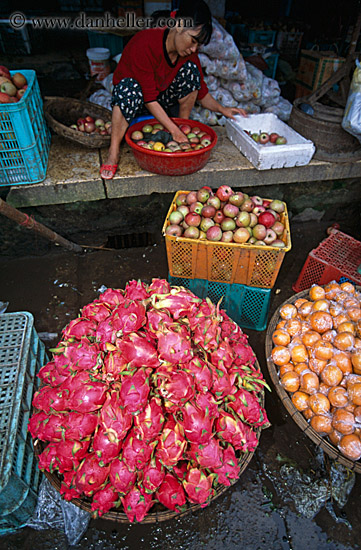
[
  {"left": 33, "top": 360, "right": 265, "bottom": 523},
  {"left": 44, "top": 96, "right": 111, "bottom": 149},
  {"left": 265, "top": 287, "right": 361, "bottom": 474}
]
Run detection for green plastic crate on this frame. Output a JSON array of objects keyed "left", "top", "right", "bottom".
[
  {"left": 0, "top": 312, "right": 48, "bottom": 534},
  {"left": 169, "top": 275, "right": 271, "bottom": 331}
]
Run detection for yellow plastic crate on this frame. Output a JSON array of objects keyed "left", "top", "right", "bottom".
[{"left": 162, "top": 190, "right": 292, "bottom": 289}]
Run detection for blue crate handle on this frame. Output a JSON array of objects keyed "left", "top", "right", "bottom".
[{"left": 129, "top": 114, "right": 153, "bottom": 127}]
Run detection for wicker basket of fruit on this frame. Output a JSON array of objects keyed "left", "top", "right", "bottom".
[
  {"left": 265, "top": 281, "right": 361, "bottom": 473},
  {"left": 44, "top": 96, "right": 112, "bottom": 148},
  {"left": 30, "top": 278, "right": 269, "bottom": 522}
]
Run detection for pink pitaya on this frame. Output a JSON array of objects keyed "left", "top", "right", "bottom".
[
  {"left": 122, "top": 429, "right": 156, "bottom": 471},
  {"left": 37, "top": 361, "right": 68, "bottom": 387},
  {"left": 220, "top": 314, "right": 240, "bottom": 339},
  {"left": 243, "top": 424, "right": 259, "bottom": 452},
  {"left": 91, "top": 483, "right": 119, "bottom": 517},
  {"left": 156, "top": 473, "right": 186, "bottom": 512},
  {"left": 29, "top": 412, "right": 67, "bottom": 442},
  {"left": 227, "top": 388, "right": 270, "bottom": 428},
  {"left": 109, "top": 458, "right": 136, "bottom": 495},
  {"left": 142, "top": 457, "right": 165, "bottom": 493},
  {"left": 215, "top": 410, "right": 247, "bottom": 450},
  {"left": 118, "top": 368, "right": 150, "bottom": 414},
  {"left": 185, "top": 357, "right": 213, "bottom": 394},
  {"left": 173, "top": 461, "right": 188, "bottom": 481},
  {"left": 93, "top": 425, "right": 122, "bottom": 465},
  {"left": 60, "top": 470, "right": 82, "bottom": 501},
  {"left": 64, "top": 411, "right": 98, "bottom": 440},
  {"left": 38, "top": 439, "right": 85, "bottom": 474},
  {"left": 195, "top": 392, "right": 219, "bottom": 419},
  {"left": 32, "top": 386, "right": 68, "bottom": 413},
  {"left": 192, "top": 317, "right": 221, "bottom": 352},
  {"left": 116, "top": 332, "right": 160, "bottom": 369},
  {"left": 68, "top": 378, "right": 108, "bottom": 413},
  {"left": 53, "top": 339, "right": 103, "bottom": 372},
  {"left": 133, "top": 397, "right": 165, "bottom": 441},
  {"left": 62, "top": 318, "right": 98, "bottom": 340},
  {"left": 81, "top": 300, "right": 111, "bottom": 323},
  {"left": 180, "top": 400, "right": 214, "bottom": 445},
  {"left": 155, "top": 365, "right": 195, "bottom": 410},
  {"left": 121, "top": 485, "right": 154, "bottom": 522},
  {"left": 152, "top": 288, "right": 201, "bottom": 320},
  {"left": 112, "top": 300, "right": 146, "bottom": 337},
  {"left": 102, "top": 350, "right": 127, "bottom": 381},
  {"left": 124, "top": 279, "right": 149, "bottom": 300},
  {"left": 183, "top": 468, "right": 215, "bottom": 506},
  {"left": 147, "top": 278, "right": 171, "bottom": 295},
  {"left": 38, "top": 443, "right": 63, "bottom": 473},
  {"left": 212, "top": 444, "right": 240, "bottom": 486},
  {"left": 156, "top": 417, "right": 187, "bottom": 468},
  {"left": 28, "top": 411, "right": 50, "bottom": 439},
  {"left": 211, "top": 366, "right": 235, "bottom": 399},
  {"left": 75, "top": 452, "right": 110, "bottom": 496},
  {"left": 210, "top": 338, "right": 234, "bottom": 369},
  {"left": 95, "top": 317, "right": 117, "bottom": 349},
  {"left": 98, "top": 287, "right": 125, "bottom": 308},
  {"left": 232, "top": 339, "right": 256, "bottom": 367},
  {"left": 156, "top": 325, "right": 193, "bottom": 365},
  {"left": 146, "top": 308, "right": 174, "bottom": 338},
  {"left": 187, "top": 438, "right": 223, "bottom": 469},
  {"left": 100, "top": 387, "right": 132, "bottom": 439}
]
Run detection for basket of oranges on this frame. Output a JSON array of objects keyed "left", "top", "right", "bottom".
[{"left": 265, "top": 281, "right": 361, "bottom": 472}]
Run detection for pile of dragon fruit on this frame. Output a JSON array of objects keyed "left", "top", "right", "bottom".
[{"left": 29, "top": 279, "right": 269, "bottom": 522}]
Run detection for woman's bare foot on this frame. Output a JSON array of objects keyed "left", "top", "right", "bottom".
[{"left": 100, "top": 151, "right": 119, "bottom": 179}]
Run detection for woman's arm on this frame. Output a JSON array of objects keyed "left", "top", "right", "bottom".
[
  {"left": 198, "top": 92, "right": 247, "bottom": 119},
  {"left": 145, "top": 101, "right": 189, "bottom": 142}
]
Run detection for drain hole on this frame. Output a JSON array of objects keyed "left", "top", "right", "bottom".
[{"left": 105, "top": 232, "right": 156, "bottom": 249}]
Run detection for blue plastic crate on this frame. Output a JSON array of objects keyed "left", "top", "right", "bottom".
[
  {"left": 169, "top": 275, "right": 271, "bottom": 331},
  {"left": 87, "top": 31, "right": 124, "bottom": 58},
  {"left": 0, "top": 312, "right": 47, "bottom": 529},
  {"left": 0, "top": 70, "right": 51, "bottom": 186}
]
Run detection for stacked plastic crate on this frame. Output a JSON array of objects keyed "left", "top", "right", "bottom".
[
  {"left": 0, "top": 70, "right": 51, "bottom": 187},
  {"left": 164, "top": 190, "right": 292, "bottom": 331},
  {"left": 0, "top": 312, "right": 48, "bottom": 535}
]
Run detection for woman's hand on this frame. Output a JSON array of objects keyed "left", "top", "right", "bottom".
[
  {"left": 171, "top": 127, "right": 189, "bottom": 143},
  {"left": 221, "top": 106, "right": 247, "bottom": 120}
]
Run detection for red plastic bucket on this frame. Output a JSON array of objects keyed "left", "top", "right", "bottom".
[{"left": 125, "top": 117, "right": 218, "bottom": 176}]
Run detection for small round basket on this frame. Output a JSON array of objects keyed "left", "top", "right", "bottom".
[
  {"left": 265, "top": 288, "right": 361, "bottom": 473},
  {"left": 44, "top": 96, "right": 112, "bottom": 148},
  {"left": 125, "top": 118, "right": 218, "bottom": 176},
  {"left": 33, "top": 361, "right": 264, "bottom": 524}
]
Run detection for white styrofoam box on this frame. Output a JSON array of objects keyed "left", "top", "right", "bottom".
[{"left": 225, "top": 113, "right": 315, "bottom": 170}]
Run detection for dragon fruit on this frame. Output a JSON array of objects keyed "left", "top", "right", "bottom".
[
  {"left": 91, "top": 484, "right": 120, "bottom": 517},
  {"left": 122, "top": 428, "right": 157, "bottom": 471},
  {"left": 183, "top": 468, "right": 215, "bottom": 506},
  {"left": 109, "top": 458, "right": 137, "bottom": 495},
  {"left": 75, "top": 452, "right": 110, "bottom": 496},
  {"left": 156, "top": 417, "right": 187, "bottom": 468},
  {"left": 211, "top": 444, "right": 240, "bottom": 486},
  {"left": 81, "top": 300, "right": 111, "bottom": 323},
  {"left": 98, "top": 287, "right": 125, "bottom": 307},
  {"left": 62, "top": 318, "right": 98, "bottom": 340},
  {"left": 124, "top": 279, "right": 149, "bottom": 300},
  {"left": 142, "top": 457, "right": 165, "bottom": 493},
  {"left": 29, "top": 277, "right": 269, "bottom": 522},
  {"left": 116, "top": 332, "right": 160, "bottom": 369},
  {"left": 121, "top": 485, "right": 154, "bottom": 522},
  {"left": 156, "top": 473, "right": 186, "bottom": 512},
  {"left": 133, "top": 397, "right": 165, "bottom": 441},
  {"left": 180, "top": 400, "right": 214, "bottom": 445}
]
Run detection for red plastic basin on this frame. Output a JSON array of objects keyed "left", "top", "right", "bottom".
[{"left": 125, "top": 117, "right": 218, "bottom": 176}]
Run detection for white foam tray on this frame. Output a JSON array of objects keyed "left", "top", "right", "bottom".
[{"left": 225, "top": 113, "right": 315, "bottom": 170}]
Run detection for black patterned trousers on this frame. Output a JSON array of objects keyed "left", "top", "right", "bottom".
[{"left": 111, "top": 61, "right": 201, "bottom": 123}]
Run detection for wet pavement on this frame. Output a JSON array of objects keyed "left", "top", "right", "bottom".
[{"left": 0, "top": 205, "right": 360, "bottom": 550}]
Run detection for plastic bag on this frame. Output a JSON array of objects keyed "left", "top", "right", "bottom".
[
  {"left": 204, "top": 74, "right": 219, "bottom": 91},
  {"left": 262, "top": 96, "right": 293, "bottom": 121},
  {"left": 213, "top": 87, "right": 238, "bottom": 107},
  {"left": 342, "top": 59, "right": 361, "bottom": 143},
  {"left": 101, "top": 73, "right": 114, "bottom": 94},
  {"left": 26, "top": 478, "right": 90, "bottom": 545},
  {"left": 0, "top": 301, "right": 9, "bottom": 313},
  {"left": 200, "top": 18, "right": 239, "bottom": 63},
  {"left": 258, "top": 76, "right": 281, "bottom": 108},
  {"left": 88, "top": 89, "right": 112, "bottom": 111}
]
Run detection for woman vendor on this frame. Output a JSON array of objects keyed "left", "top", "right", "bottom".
[{"left": 100, "top": 0, "right": 246, "bottom": 179}]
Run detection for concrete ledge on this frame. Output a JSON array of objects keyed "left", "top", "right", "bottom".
[{"left": 6, "top": 128, "right": 361, "bottom": 207}]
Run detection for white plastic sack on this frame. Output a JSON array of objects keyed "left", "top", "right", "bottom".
[
  {"left": 213, "top": 87, "right": 238, "bottom": 107},
  {"left": 262, "top": 96, "right": 293, "bottom": 121},
  {"left": 204, "top": 74, "right": 219, "bottom": 91},
  {"left": 200, "top": 18, "right": 239, "bottom": 63},
  {"left": 101, "top": 73, "right": 114, "bottom": 94},
  {"left": 88, "top": 89, "right": 112, "bottom": 111},
  {"left": 342, "top": 59, "right": 361, "bottom": 143}
]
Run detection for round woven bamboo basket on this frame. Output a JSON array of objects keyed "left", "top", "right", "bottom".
[
  {"left": 44, "top": 96, "right": 111, "bottom": 148},
  {"left": 33, "top": 360, "right": 265, "bottom": 524},
  {"left": 265, "top": 288, "right": 361, "bottom": 474}
]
